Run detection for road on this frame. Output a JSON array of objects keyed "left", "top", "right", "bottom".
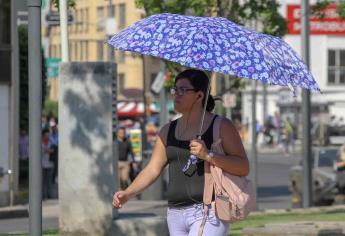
[
  {"left": 0, "top": 151, "right": 301, "bottom": 234},
  {"left": 256, "top": 152, "right": 301, "bottom": 210}
]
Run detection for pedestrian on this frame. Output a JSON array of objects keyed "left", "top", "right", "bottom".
[
  {"left": 49, "top": 123, "right": 59, "bottom": 184},
  {"left": 283, "top": 117, "right": 294, "bottom": 156},
  {"left": 112, "top": 69, "right": 249, "bottom": 236},
  {"left": 19, "top": 130, "right": 29, "bottom": 188},
  {"left": 117, "top": 127, "right": 134, "bottom": 190},
  {"left": 42, "top": 129, "right": 54, "bottom": 200}
]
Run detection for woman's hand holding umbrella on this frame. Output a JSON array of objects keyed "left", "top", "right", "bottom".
[{"left": 190, "top": 139, "right": 210, "bottom": 162}]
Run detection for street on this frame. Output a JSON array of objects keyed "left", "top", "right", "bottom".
[{"left": 0, "top": 151, "right": 301, "bottom": 234}]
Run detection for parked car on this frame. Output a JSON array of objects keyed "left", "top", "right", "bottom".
[{"left": 288, "top": 146, "right": 343, "bottom": 207}]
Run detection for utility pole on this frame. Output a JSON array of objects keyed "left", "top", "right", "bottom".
[
  {"left": 263, "top": 84, "right": 267, "bottom": 123},
  {"left": 251, "top": 80, "right": 258, "bottom": 207},
  {"left": 10, "top": 0, "right": 20, "bottom": 207},
  {"left": 159, "top": 62, "right": 168, "bottom": 128},
  {"left": 59, "top": 0, "right": 69, "bottom": 62},
  {"left": 301, "top": 0, "right": 312, "bottom": 208},
  {"left": 27, "top": 0, "right": 42, "bottom": 235}
]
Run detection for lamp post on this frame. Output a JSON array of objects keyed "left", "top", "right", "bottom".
[{"left": 28, "top": 0, "right": 42, "bottom": 235}]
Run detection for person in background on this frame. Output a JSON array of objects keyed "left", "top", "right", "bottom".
[
  {"left": 19, "top": 130, "right": 29, "bottom": 188},
  {"left": 283, "top": 117, "right": 294, "bottom": 156},
  {"left": 117, "top": 127, "right": 134, "bottom": 190},
  {"left": 42, "top": 129, "right": 54, "bottom": 200},
  {"left": 49, "top": 123, "right": 59, "bottom": 184}
]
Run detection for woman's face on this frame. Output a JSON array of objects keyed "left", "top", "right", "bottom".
[{"left": 173, "top": 78, "right": 201, "bottom": 113}]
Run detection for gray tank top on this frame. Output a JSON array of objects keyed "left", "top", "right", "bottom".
[{"left": 165, "top": 115, "right": 217, "bottom": 207}]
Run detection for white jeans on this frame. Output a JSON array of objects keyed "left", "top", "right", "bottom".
[{"left": 167, "top": 203, "right": 230, "bottom": 236}]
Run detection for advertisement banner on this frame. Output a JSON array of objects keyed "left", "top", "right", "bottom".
[{"left": 287, "top": 4, "right": 345, "bottom": 35}]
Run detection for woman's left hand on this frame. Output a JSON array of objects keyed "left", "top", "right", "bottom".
[{"left": 190, "top": 139, "right": 208, "bottom": 161}]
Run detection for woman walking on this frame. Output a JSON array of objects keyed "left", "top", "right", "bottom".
[{"left": 112, "top": 69, "right": 249, "bottom": 235}]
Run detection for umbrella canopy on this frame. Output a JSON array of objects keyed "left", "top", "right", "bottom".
[{"left": 108, "top": 13, "right": 320, "bottom": 93}]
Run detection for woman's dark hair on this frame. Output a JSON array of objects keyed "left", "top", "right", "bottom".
[{"left": 175, "top": 69, "right": 215, "bottom": 112}]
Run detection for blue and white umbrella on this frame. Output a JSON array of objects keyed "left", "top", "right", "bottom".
[{"left": 108, "top": 13, "right": 321, "bottom": 93}]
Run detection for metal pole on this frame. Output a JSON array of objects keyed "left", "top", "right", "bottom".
[
  {"left": 251, "top": 80, "right": 258, "bottom": 207},
  {"left": 28, "top": 0, "right": 42, "bottom": 235},
  {"left": 10, "top": 0, "right": 20, "bottom": 207},
  {"left": 224, "top": 75, "right": 231, "bottom": 119},
  {"left": 142, "top": 56, "right": 148, "bottom": 152},
  {"left": 159, "top": 62, "right": 168, "bottom": 129},
  {"left": 301, "top": 0, "right": 312, "bottom": 208},
  {"left": 107, "top": 0, "right": 114, "bottom": 61},
  {"left": 263, "top": 84, "right": 267, "bottom": 123},
  {"left": 59, "top": 0, "right": 69, "bottom": 62}
]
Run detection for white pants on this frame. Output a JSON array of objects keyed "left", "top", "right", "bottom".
[{"left": 167, "top": 203, "right": 230, "bottom": 236}]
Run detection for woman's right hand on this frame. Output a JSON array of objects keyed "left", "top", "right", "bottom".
[{"left": 112, "top": 190, "right": 130, "bottom": 209}]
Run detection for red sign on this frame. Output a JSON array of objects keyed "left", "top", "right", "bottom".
[{"left": 287, "top": 4, "right": 345, "bottom": 35}]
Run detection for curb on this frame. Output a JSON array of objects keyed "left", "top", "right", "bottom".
[{"left": 250, "top": 205, "right": 345, "bottom": 217}]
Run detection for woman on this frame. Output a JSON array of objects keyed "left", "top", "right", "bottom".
[{"left": 112, "top": 69, "right": 249, "bottom": 235}]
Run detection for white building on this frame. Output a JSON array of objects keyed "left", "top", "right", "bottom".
[{"left": 242, "top": 0, "right": 345, "bottom": 141}]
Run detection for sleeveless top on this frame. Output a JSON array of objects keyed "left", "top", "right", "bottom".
[{"left": 165, "top": 115, "right": 217, "bottom": 207}]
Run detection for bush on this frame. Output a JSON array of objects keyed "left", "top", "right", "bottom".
[{"left": 44, "top": 100, "right": 58, "bottom": 118}]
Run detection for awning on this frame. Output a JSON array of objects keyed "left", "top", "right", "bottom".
[{"left": 114, "top": 101, "right": 158, "bottom": 118}]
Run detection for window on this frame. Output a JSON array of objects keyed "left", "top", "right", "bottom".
[
  {"left": 328, "top": 49, "right": 345, "bottom": 85},
  {"left": 97, "top": 41, "right": 104, "bottom": 61},
  {"left": 85, "top": 8, "right": 89, "bottom": 32},
  {"left": 116, "top": 51, "right": 125, "bottom": 63},
  {"left": 108, "top": 4, "right": 115, "bottom": 17},
  {"left": 118, "top": 73, "right": 125, "bottom": 95},
  {"left": 97, "top": 6, "right": 105, "bottom": 31},
  {"left": 79, "top": 9, "right": 84, "bottom": 33},
  {"left": 119, "top": 4, "right": 126, "bottom": 28},
  {"left": 108, "top": 47, "right": 115, "bottom": 61},
  {"left": 85, "top": 41, "right": 89, "bottom": 61},
  {"left": 0, "top": 0, "right": 11, "bottom": 45}
]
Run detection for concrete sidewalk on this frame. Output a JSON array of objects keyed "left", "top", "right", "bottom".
[
  {"left": 1, "top": 198, "right": 344, "bottom": 220},
  {"left": 0, "top": 199, "right": 169, "bottom": 220}
]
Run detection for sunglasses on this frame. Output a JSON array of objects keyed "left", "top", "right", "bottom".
[{"left": 170, "top": 86, "right": 197, "bottom": 96}]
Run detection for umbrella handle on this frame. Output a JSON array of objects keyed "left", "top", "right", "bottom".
[{"left": 197, "top": 74, "right": 212, "bottom": 138}]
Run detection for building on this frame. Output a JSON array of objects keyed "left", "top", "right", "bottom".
[
  {"left": 242, "top": 0, "right": 345, "bottom": 142},
  {"left": 46, "top": 0, "right": 161, "bottom": 109}
]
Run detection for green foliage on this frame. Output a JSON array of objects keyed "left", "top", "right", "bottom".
[
  {"left": 51, "top": 0, "right": 76, "bottom": 10},
  {"left": 229, "top": 211, "right": 345, "bottom": 235},
  {"left": 311, "top": 0, "right": 345, "bottom": 19},
  {"left": 18, "top": 26, "right": 47, "bottom": 132},
  {"left": 337, "top": 0, "right": 345, "bottom": 18},
  {"left": 44, "top": 100, "right": 59, "bottom": 118}
]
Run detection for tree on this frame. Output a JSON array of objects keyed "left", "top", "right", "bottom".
[
  {"left": 19, "top": 26, "right": 47, "bottom": 132},
  {"left": 135, "top": 0, "right": 287, "bottom": 94},
  {"left": 312, "top": 0, "right": 345, "bottom": 19}
]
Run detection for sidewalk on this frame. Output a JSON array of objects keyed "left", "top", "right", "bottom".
[
  {"left": 1, "top": 198, "right": 344, "bottom": 220},
  {"left": 0, "top": 199, "right": 169, "bottom": 220}
]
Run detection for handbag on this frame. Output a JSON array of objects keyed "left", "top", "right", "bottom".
[{"left": 198, "top": 116, "right": 256, "bottom": 236}]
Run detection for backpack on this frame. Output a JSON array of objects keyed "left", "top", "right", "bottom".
[{"left": 198, "top": 116, "right": 256, "bottom": 236}]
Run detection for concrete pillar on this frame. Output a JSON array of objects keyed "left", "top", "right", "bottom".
[{"left": 59, "top": 62, "right": 117, "bottom": 235}]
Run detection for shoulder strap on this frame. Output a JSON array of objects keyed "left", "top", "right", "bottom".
[{"left": 213, "top": 116, "right": 222, "bottom": 142}]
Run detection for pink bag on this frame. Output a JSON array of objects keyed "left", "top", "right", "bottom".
[{"left": 198, "top": 116, "right": 256, "bottom": 235}]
